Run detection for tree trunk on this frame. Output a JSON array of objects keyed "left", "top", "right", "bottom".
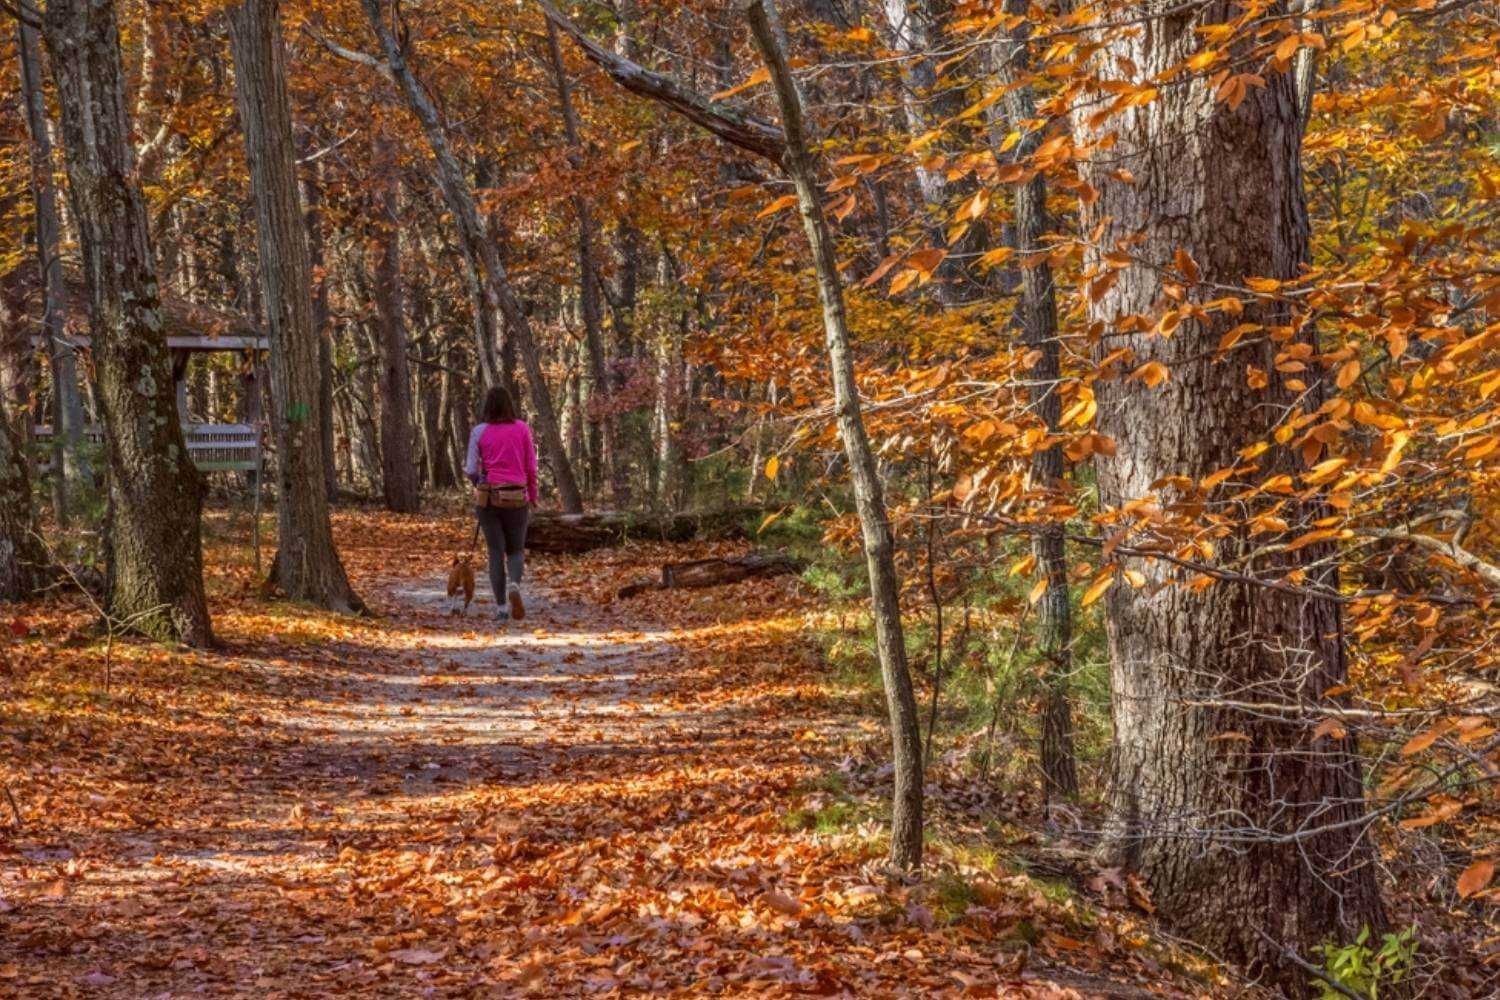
[
  {"left": 653, "top": 254, "right": 688, "bottom": 511},
  {"left": 745, "top": 0, "right": 923, "bottom": 870},
  {"left": 544, "top": 20, "right": 624, "bottom": 507},
  {"left": 993, "top": 10, "right": 1077, "bottom": 803},
  {"left": 299, "top": 154, "right": 340, "bottom": 501},
  {"left": 878, "top": 0, "right": 988, "bottom": 299},
  {"left": 472, "top": 158, "right": 524, "bottom": 404},
  {"left": 1069, "top": 6, "right": 1381, "bottom": 985},
  {"left": 431, "top": 340, "right": 458, "bottom": 489},
  {"left": 359, "top": 0, "right": 583, "bottom": 513},
  {"left": 881, "top": 0, "right": 947, "bottom": 210},
  {"left": 526, "top": 506, "right": 757, "bottom": 553},
  {"left": 0, "top": 397, "right": 49, "bottom": 601},
  {"left": 17, "top": 19, "right": 88, "bottom": 527},
  {"left": 41, "top": 0, "right": 212, "bottom": 646},
  {"left": 370, "top": 135, "right": 421, "bottom": 513},
  {"left": 618, "top": 552, "right": 802, "bottom": 598},
  {"left": 229, "top": 0, "right": 363, "bottom": 614}
]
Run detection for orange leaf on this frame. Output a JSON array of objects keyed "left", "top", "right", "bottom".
[
  {"left": 1132, "top": 361, "right": 1170, "bottom": 388},
  {"left": 756, "top": 194, "right": 798, "bottom": 219},
  {"left": 1310, "top": 717, "right": 1346, "bottom": 743},
  {"left": 889, "top": 269, "right": 920, "bottom": 295},
  {"left": 1080, "top": 571, "right": 1114, "bottom": 607},
  {"left": 1458, "top": 859, "right": 1495, "bottom": 899},
  {"left": 1400, "top": 724, "right": 1447, "bottom": 756},
  {"left": 762, "top": 889, "right": 801, "bottom": 916},
  {"left": 906, "top": 248, "right": 948, "bottom": 277},
  {"left": 711, "top": 66, "right": 769, "bottom": 102}
]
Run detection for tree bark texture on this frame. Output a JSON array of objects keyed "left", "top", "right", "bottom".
[
  {"left": 0, "top": 396, "right": 49, "bottom": 601},
  {"left": 1069, "top": 4, "right": 1382, "bottom": 985},
  {"left": 41, "top": 0, "right": 212, "bottom": 646},
  {"left": 993, "top": 12, "right": 1077, "bottom": 802},
  {"left": 17, "top": 19, "right": 89, "bottom": 524},
  {"left": 746, "top": 0, "right": 924, "bottom": 871},
  {"left": 359, "top": 0, "right": 583, "bottom": 513},
  {"left": 370, "top": 135, "right": 421, "bottom": 513},
  {"left": 299, "top": 154, "right": 340, "bottom": 501},
  {"left": 229, "top": 0, "right": 364, "bottom": 614}
]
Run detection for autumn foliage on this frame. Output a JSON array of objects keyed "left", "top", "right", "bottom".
[{"left": 0, "top": 0, "right": 1495, "bottom": 995}]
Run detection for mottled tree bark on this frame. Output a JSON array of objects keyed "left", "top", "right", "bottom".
[
  {"left": 745, "top": 0, "right": 924, "bottom": 870},
  {"left": 1069, "top": 3, "right": 1381, "bottom": 986},
  {"left": 41, "top": 0, "right": 212, "bottom": 645},
  {"left": 370, "top": 135, "right": 421, "bottom": 513},
  {"left": 229, "top": 0, "right": 364, "bottom": 613}
]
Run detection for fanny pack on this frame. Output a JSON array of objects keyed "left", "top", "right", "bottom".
[{"left": 474, "top": 483, "right": 528, "bottom": 509}]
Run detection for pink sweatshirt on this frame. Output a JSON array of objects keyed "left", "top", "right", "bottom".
[{"left": 465, "top": 421, "right": 538, "bottom": 504}]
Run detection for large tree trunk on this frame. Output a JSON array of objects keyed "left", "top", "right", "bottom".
[
  {"left": 993, "top": 9, "right": 1077, "bottom": 803},
  {"left": 370, "top": 134, "right": 420, "bottom": 513},
  {"left": 41, "top": 0, "right": 212, "bottom": 646},
  {"left": 0, "top": 397, "right": 49, "bottom": 601},
  {"left": 1069, "top": 4, "right": 1381, "bottom": 986},
  {"left": 358, "top": 0, "right": 583, "bottom": 513},
  {"left": 746, "top": 0, "right": 924, "bottom": 870},
  {"left": 17, "top": 19, "right": 88, "bottom": 528},
  {"left": 229, "top": 0, "right": 363, "bottom": 614}
]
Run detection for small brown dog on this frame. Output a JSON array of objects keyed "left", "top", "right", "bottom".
[{"left": 446, "top": 556, "right": 476, "bottom": 615}]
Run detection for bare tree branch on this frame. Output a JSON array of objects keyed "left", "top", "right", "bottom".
[
  {"left": 1359, "top": 510, "right": 1500, "bottom": 591},
  {"left": 536, "top": 0, "right": 786, "bottom": 164}
]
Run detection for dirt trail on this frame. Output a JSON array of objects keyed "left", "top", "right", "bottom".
[
  {"left": 3, "top": 571, "right": 727, "bottom": 995},
  {"left": 2, "top": 526, "right": 1186, "bottom": 998}
]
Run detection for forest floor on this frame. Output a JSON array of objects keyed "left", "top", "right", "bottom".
[{"left": 1, "top": 506, "right": 1216, "bottom": 998}]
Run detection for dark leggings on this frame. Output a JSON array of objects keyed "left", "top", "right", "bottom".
[{"left": 476, "top": 505, "right": 528, "bottom": 603}]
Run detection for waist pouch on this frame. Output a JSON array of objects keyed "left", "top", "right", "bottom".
[{"left": 474, "top": 483, "right": 528, "bottom": 509}]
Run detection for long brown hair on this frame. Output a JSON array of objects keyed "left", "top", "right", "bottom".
[{"left": 479, "top": 386, "right": 519, "bottom": 424}]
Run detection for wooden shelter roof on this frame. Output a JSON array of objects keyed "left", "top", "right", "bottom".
[{"left": 4, "top": 260, "right": 269, "bottom": 352}]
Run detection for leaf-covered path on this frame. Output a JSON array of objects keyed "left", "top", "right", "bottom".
[{"left": 2, "top": 511, "right": 1193, "bottom": 998}]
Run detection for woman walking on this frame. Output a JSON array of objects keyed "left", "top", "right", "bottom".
[{"left": 465, "top": 387, "right": 537, "bottom": 620}]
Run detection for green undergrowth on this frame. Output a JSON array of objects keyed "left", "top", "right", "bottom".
[{"left": 775, "top": 500, "right": 1116, "bottom": 792}]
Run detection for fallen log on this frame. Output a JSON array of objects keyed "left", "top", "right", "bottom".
[
  {"left": 526, "top": 507, "right": 759, "bottom": 554},
  {"left": 618, "top": 552, "right": 804, "bottom": 598}
]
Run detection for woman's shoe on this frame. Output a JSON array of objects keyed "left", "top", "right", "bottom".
[{"left": 507, "top": 584, "right": 526, "bottom": 621}]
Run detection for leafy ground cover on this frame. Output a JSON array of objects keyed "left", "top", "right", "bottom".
[{"left": 0, "top": 506, "right": 1224, "bottom": 997}]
